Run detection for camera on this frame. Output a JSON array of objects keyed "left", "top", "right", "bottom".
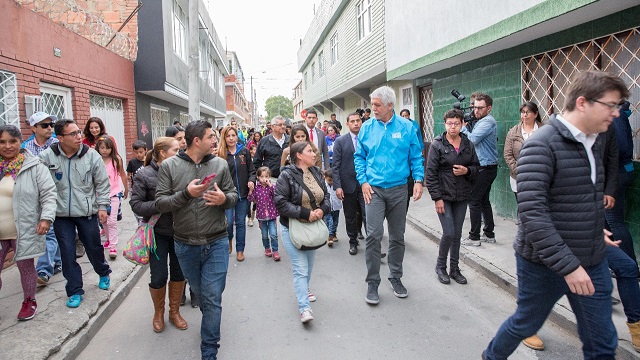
[
  {"left": 355, "top": 108, "right": 365, "bottom": 118},
  {"left": 450, "top": 89, "right": 476, "bottom": 124}
]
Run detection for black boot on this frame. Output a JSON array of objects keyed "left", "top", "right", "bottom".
[
  {"left": 436, "top": 266, "right": 450, "bottom": 284},
  {"left": 449, "top": 268, "right": 467, "bottom": 284}
]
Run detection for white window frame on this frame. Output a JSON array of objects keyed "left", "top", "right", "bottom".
[
  {"left": 311, "top": 62, "right": 316, "bottom": 84},
  {"left": 40, "top": 82, "right": 73, "bottom": 120},
  {"left": 172, "top": 0, "right": 188, "bottom": 63},
  {"left": 357, "top": 0, "right": 372, "bottom": 41},
  {"left": 318, "top": 51, "right": 325, "bottom": 78},
  {"left": 304, "top": 72, "right": 308, "bottom": 90},
  {"left": 199, "top": 28, "right": 209, "bottom": 80},
  {"left": 330, "top": 32, "right": 339, "bottom": 65},
  {"left": 0, "top": 70, "right": 19, "bottom": 126},
  {"left": 400, "top": 85, "right": 413, "bottom": 111}
]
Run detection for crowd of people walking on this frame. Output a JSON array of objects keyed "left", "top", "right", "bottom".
[{"left": 0, "top": 70, "right": 638, "bottom": 360}]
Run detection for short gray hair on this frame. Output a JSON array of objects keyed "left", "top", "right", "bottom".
[
  {"left": 370, "top": 86, "right": 396, "bottom": 107},
  {"left": 272, "top": 115, "right": 285, "bottom": 124}
]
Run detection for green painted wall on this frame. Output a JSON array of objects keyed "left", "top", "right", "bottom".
[{"left": 416, "top": 6, "right": 640, "bottom": 256}]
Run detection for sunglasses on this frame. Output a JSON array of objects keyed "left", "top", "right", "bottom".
[{"left": 37, "top": 122, "right": 55, "bottom": 129}]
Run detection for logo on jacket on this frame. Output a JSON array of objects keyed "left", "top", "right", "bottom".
[
  {"left": 392, "top": 132, "right": 402, "bottom": 139},
  {"left": 239, "top": 154, "right": 246, "bottom": 164}
]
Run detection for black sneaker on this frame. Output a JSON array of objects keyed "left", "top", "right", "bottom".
[
  {"left": 349, "top": 244, "right": 358, "bottom": 255},
  {"left": 54, "top": 264, "right": 62, "bottom": 275},
  {"left": 365, "top": 283, "right": 379, "bottom": 305},
  {"left": 190, "top": 289, "right": 199, "bottom": 308},
  {"left": 389, "top": 278, "right": 408, "bottom": 298},
  {"left": 37, "top": 273, "right": 49, "bottom": 286},
  {"left": 357, "top": 232, "right": 364, "bottom": 240}
]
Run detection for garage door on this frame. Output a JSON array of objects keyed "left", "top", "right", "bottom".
[{"left": 90, "top": 95, "right": 127, "bottom": 165}]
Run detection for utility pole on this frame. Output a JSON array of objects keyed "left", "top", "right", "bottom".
[{"left": 188, "top": 0, "right": 200, "bottom": 122}]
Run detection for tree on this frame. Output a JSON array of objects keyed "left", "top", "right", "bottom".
[{"left": 264, "top": 95, "right": 293, "bottom": 121}]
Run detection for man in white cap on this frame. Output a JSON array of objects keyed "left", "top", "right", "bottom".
[{"left": 23, "top": 112, "right": 61, "bottom": 286}]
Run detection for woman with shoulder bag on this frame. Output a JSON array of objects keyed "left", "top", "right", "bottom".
[
  {"left": 129, "top": 137, "right": 188, "bottom": 333},
  {"left": 275, "top": 141, "right": 331, "bottom": 324}
]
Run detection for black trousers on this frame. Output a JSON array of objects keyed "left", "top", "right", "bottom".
[
  {"left": 149, "top": 232, "right": 185, "bottom": 289},
  {"left": 343, "top": 186, "right": 366, "bottom": 245},
  {"left": 468, "top": 165, "right": 497, "bottom": 240}
]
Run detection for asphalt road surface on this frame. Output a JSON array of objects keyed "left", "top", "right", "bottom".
[{"left": 78, "top": 214, "right": 581, "bottom": 360}]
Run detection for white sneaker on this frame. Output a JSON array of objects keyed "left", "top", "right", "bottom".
[
  {"left": 480, "top": 234, "right": 496, "bottom": 243},
  {"left": 300, "top": 308, "right": 314, "bottom": 323},
  {"left": 308, "top": 289, "right": 316, "bottom": 302},
  {"left": 247, "top": 218, "right": 254, "bottom": 227},
  {"left": 462, "top": 238, "right": 481, "bottom": 247}
]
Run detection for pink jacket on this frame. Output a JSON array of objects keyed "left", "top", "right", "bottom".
[{"left": 248, "top": 182, "right": 278, "bottom": 220}]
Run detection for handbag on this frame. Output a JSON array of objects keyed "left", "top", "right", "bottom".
[
  {"left": 122, "top": 214, "right": 160, "bottom": 265},
  {"left": 288, "top": 171, "right": 328, "bottom": 250}
]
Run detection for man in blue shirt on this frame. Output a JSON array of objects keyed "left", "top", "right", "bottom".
[
  {"left": 461, "top": 93, "right": 498, "bottom": 246},
  {"left": 355, "top": 86, "right": 424, "bottom": 305}
]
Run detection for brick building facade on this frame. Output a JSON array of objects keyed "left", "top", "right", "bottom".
[{"left": 0, "top": 0, "right": 138, "bottom": 162}]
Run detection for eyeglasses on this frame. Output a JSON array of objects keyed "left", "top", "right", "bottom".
[
  {"left": 444, "top": 122, "right": 462, "bottom": 127},
  {"left": 59, "top": 130, "right": 82, "bottom": 137},
  {"left": 590, "top": 99, "right": 625, "bottom": 110},
  {"left": 474, "top": 106, "right": 487, "bottom": 110},
  {"left": 37, "top": 122, "right": 55, "bottom": 129},
  {"left": 520, "top": 111, "right": 533, "bottom": 115}
]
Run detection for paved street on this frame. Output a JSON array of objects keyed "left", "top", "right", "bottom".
[{"left": 77, "top": 213, "right": 581, "bottom": 360}]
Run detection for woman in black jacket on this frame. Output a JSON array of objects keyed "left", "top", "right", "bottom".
[
  {"left": 275, "top": 141, "right": 331, "bottom": 324},
  {"left": 218, "top": 126, "right": 256, "bottom": 262},
  {"left": 426, "top": 109, "right": 479, "bottom": 285},
  {"left": 129, "top": 137, "right": 187, "bottom": 333}
]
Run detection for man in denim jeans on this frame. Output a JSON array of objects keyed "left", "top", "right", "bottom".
[
  {"left": 156, "top": 120, "right": 238, "bottom": 360},
  {"left": 483, "top": 71, "right": 629, "bottom": 359}
]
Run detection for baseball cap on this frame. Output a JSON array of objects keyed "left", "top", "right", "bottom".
[{"left": 28, "top": 112, "right": 58, "bottom": 126}]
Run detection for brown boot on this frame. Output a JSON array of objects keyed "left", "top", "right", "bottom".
[
  {"left": 628, "top": 321, "right": 640, "bottom": 352},
  {"left": 168, "top": 281, "right": 188, "bottom": 330},
  {"left": 228, "top": 240, "right": 233, "bottom": 254},
  {"left": 522, "top": 334, "right": 544, "bottom": 351},
  {"left": 149, "top": 285, "right": 166, "bottom": 333}
]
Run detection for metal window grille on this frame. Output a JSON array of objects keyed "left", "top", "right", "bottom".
[
  {"left": 522, "top": 27, "right": 640, "bottom": 159},
  {"left": 419, "top": 86, "right": 434, "bottom": 142},
  {"left": 0, "top": 70, "right": 19, "bottom": 126},
  {"left": 151, "top": 106, "right": 170, "bottom": 142},
  {"left": 180, "top": 112, "right": 190, "bottom": 124}
]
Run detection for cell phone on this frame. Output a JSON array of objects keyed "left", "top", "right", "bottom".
[{"left": 199, "top": 173, "right": 217, "bottom": 185}]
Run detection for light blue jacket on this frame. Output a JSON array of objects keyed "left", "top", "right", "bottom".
[
  {"left": 354, "top": 113, "right": 424, "bottom": 188},
  {"left": 462, "top": 114, "right": 498, "bottom": 166}
]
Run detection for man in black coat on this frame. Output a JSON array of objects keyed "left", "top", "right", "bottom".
[
  {"left": 253, "top": 116, "right": 290, "bottom": 179},
  {"left": 483, "top": 70, "right": 630, "bottom": 360},
  {"left": 332, "top": 112, "right": 366, "bottom": 255}
]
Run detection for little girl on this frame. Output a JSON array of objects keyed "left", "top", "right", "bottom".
[
  {"left": 96, "top": 137, "right": 129, "bottom": 259},
  {"left": 248, "top": 167, "right": 280, "bottom": 261},
  {"left": 247, "top": 144, "right": 258, "bottom": 227},
  {"left": 323, "top": 169, "right": 342, "bottom": 246}
]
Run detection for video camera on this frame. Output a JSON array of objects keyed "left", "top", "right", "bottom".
[
  {"left": 355, "top": 108, "right": 365, "bottom": 118},
  {"left": 450, "top": 89, "right": 476, "bottom": 124}
]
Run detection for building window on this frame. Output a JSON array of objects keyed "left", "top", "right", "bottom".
[
  {"left": 522, "top": 27, "right": 640, "bottom": 159},
  {"left": 172, "top": 0, "right": 188, "bottom": 63},
  {"left": 180, "top": 112, "right": 190, "bottom": 124},
  {"left": 401, "top": 86, "right": 413, "bottom": 110},
  {"left": 40, "top": 83, "right": 73, "bottom": 120},
  {"left": 208, "top": 53, "right": 216, "bottom": 90},
  {"left": 330, "top": 32, "right": 338, "bottom": 65},
  {"left": 304, "top": 72, "right": 308, "bottom": 90},
  {"left": 151, "top": 105, "right": 170, "bottom": 142},
  {"left": 357, "top": 0, "right": 371, "bottom": 41},
  {"left": 199, "top": 29, "right": 209, "bottom": 80},
  {"left": 0, "top": 70, "right": 19, "bottom": 126},
  {"left": 318, "top": 51, "right": 325, "bottom": 78},
  {"left": 311, "top": 62, "right": 316, "bottom": 84}
]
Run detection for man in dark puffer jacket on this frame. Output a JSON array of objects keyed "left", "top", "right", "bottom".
[{"left": 483, "top": 71, "right": 629, "bottom": 360}]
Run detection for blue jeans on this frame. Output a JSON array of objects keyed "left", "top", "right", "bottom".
[
  {"left": 35, "top": 226, "right": 61, "bottom": 277},
  {"left": 324, "top": 210, "right": 340, "bottom": 237},
  {"left": 260, "top": 219, "right": 278, "bottom": 251},
  {"left": 605, "top": 170, "right": 637, "bottom": 264},
  {"left": 174, "top": 238, "right": 229, "bottom": 360},
  {"left": 436, "top": 200, "right": 468, "bottom": 270},
  {"left": 225, "top": 198, "right": 248, "bottom": 252},
  {"left": 607, "top": 245, "right": 640, "bottom": 323},
  {"left": 54, "top": 216, "right": 112, "bottom": 297},
  {"left": 281, "top": 224, "right": 315, "bottom": 313},
  {"left": 484, "top": 253, "right": 616, "bottom": 360}
]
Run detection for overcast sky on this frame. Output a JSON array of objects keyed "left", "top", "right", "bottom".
[{"left": 207, "top": 0, "right": 318, "bottom": 116}]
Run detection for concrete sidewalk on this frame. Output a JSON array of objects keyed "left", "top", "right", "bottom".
[
  {"left": 0, "top": 200, "right": 146, "bottom": 360},
  {"left": 406, "top": 197, "right": 639, "bottom": 359}
]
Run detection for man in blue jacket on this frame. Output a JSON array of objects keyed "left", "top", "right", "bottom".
[{"left": 355, "top": 86, "right": 424, "bottom": 305}]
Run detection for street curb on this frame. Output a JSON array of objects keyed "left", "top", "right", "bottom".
[
  {"left": 406, "top": 214, "right": 639, "bottom": 359},
  {"left": 48, "top": 264, "right": 149, "bottom": 360}
]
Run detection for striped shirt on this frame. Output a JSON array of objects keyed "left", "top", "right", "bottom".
[{"left": 22, "top": 136, "right": 59, "bottom": 156}]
